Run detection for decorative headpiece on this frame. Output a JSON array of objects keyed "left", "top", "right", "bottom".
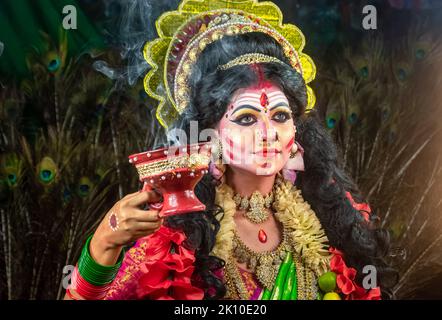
[
  {"left": 143, "top": 0, "right": 317, "bottom": 128},
  {"left": 217, "top": 53, "right": 285, "bottom": 71}
]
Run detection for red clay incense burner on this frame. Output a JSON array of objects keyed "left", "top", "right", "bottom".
[{"left": 128, "top": 143, "right": 211, "bottom": 217}]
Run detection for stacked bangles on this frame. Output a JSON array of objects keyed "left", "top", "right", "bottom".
[{"left": 68, "top": 235, "right": 125, "bottom": 300}]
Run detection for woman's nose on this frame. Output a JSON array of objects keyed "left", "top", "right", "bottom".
[{"left": 257, "top": 121, "right": 278, "bottom": 142}]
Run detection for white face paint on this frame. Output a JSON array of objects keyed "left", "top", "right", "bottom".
[{"left": 217, "top": 83, "right": 296, "bottom": 176}]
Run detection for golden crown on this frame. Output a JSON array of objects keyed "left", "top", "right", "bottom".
[{"left": 143, "top": 0, "right": 317, "bottom": 129}]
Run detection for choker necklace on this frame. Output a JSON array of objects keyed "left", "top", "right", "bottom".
[{"left": 233, "top": 190, "right": 274, "bottom": 224}]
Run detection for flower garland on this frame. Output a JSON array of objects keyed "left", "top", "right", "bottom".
[
  {"left": 273, "top": 178, "right": 331, "bottom": 276},
  {"left": 211, "top": 176, "right": 331, "bottom": 278}
]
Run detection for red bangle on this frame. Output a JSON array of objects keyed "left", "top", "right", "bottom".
[
  {"left": 71, "top": 265, "right": 110, "bottom": 300},
  {"left": 66, "top": 288, "right": 80, "bottom": 300}
]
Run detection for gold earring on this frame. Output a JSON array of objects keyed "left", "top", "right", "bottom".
[
  {"left": 290, "top": 143, "right": 298, "bottom": 158},
  {"left": 211, "top": 139, "right": 223, "bottom": 162}
]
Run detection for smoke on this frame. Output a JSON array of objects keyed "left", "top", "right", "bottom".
[
  {"left": 0, "top": 41, "right": 4, "bottom": 57},
  {"left": 93, "top": 0, "right": 180, "bottom": 88}
]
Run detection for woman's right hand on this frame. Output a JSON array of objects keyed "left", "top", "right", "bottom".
[
  {"left": 89, "top": 190, "right": 164, "bottom": 266},
  {"left": 64, "top": 190, "right": 163, "bottom": 300}
]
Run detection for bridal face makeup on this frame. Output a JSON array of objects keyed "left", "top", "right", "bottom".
[{"left": 217, "top": 83, "right": 296, "bottom": 176}]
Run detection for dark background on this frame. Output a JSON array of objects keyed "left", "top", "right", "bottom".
[{"left": 0, "top": 0, "right": 441, "bottom": 299}]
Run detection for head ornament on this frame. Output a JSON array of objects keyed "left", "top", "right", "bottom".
[{"left": 143, "top": 0, "right": 316, "bottom": 128}]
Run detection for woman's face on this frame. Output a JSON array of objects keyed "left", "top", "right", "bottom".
[{"left": 216, "top": 82, "right": 296, "bottom": 176}]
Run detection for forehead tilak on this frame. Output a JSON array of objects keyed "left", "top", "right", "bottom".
[{"left": 234, "top": 91, "right": 289, "bottom": 106}]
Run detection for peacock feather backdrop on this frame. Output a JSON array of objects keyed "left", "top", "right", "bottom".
[{"left": 0, "top": 0, "right": 442, "bottom": 299}]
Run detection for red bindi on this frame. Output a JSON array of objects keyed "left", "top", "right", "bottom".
[
  {"left": 259, "top": 90, "right": 270, "bottom": 113},
  {"left": 110, "top": 214, "right": 117, "bottom": 228},
  {"left": 260, "top": 91, "right": 269, "bottom": 108}
]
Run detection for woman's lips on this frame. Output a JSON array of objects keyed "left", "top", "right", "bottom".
[{"left": 254, "top": 149, "right": 281, "bottom": 157}]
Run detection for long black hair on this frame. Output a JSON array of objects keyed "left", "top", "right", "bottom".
[{"left": 165, "top": 32, "right": 396, "bottom": 299}]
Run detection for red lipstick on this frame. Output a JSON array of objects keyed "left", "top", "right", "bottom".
[{"left": 255, "top": 148, "right": 281, "bottom": 157}]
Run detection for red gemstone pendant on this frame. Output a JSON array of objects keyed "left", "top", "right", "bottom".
[{"left": 258, "top": 229, "right": 268, "bottom": 243}]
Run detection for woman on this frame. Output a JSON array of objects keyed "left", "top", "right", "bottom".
[{"left": 65, "top": 1, "right": 394, "bottom": 300}]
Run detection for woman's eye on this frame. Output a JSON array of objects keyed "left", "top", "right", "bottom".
[
  {"left": 232, "top": 114, "right": 257, "bottom": 126},
  {"left": 272, "top": 111, "right": 292, "bottom": 123}
]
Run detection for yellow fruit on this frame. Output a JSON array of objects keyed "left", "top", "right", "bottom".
[
  {"left": 318, "top": 271, "right": 337, "bottom": 292},
  {"left": 323, "top": 292, "right": 341, "bottom": 300}
]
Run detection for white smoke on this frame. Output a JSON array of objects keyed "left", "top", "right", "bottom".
[{"left": 94, "top": 0, "right": 180, "bottom": 87}]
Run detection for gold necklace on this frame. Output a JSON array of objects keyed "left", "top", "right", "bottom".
[
  {"left": 225, "top": 245, "right": 316, "bottom": 300},
  {"left": 224, "top": 256, "right": 249, "bottom": 300},
  {"left": 233, "top": 190, "right": 274, "bottom": 224},
  {"left": 213, "top": 176, "right": 331, "bottom": 300},
  {"left": 231, "top": 227, "right": 290, "bottom": 290}
]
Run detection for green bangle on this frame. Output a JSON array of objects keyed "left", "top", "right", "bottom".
[{"left": 77, "top": 235, "right": 125, "bottom": 286}]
